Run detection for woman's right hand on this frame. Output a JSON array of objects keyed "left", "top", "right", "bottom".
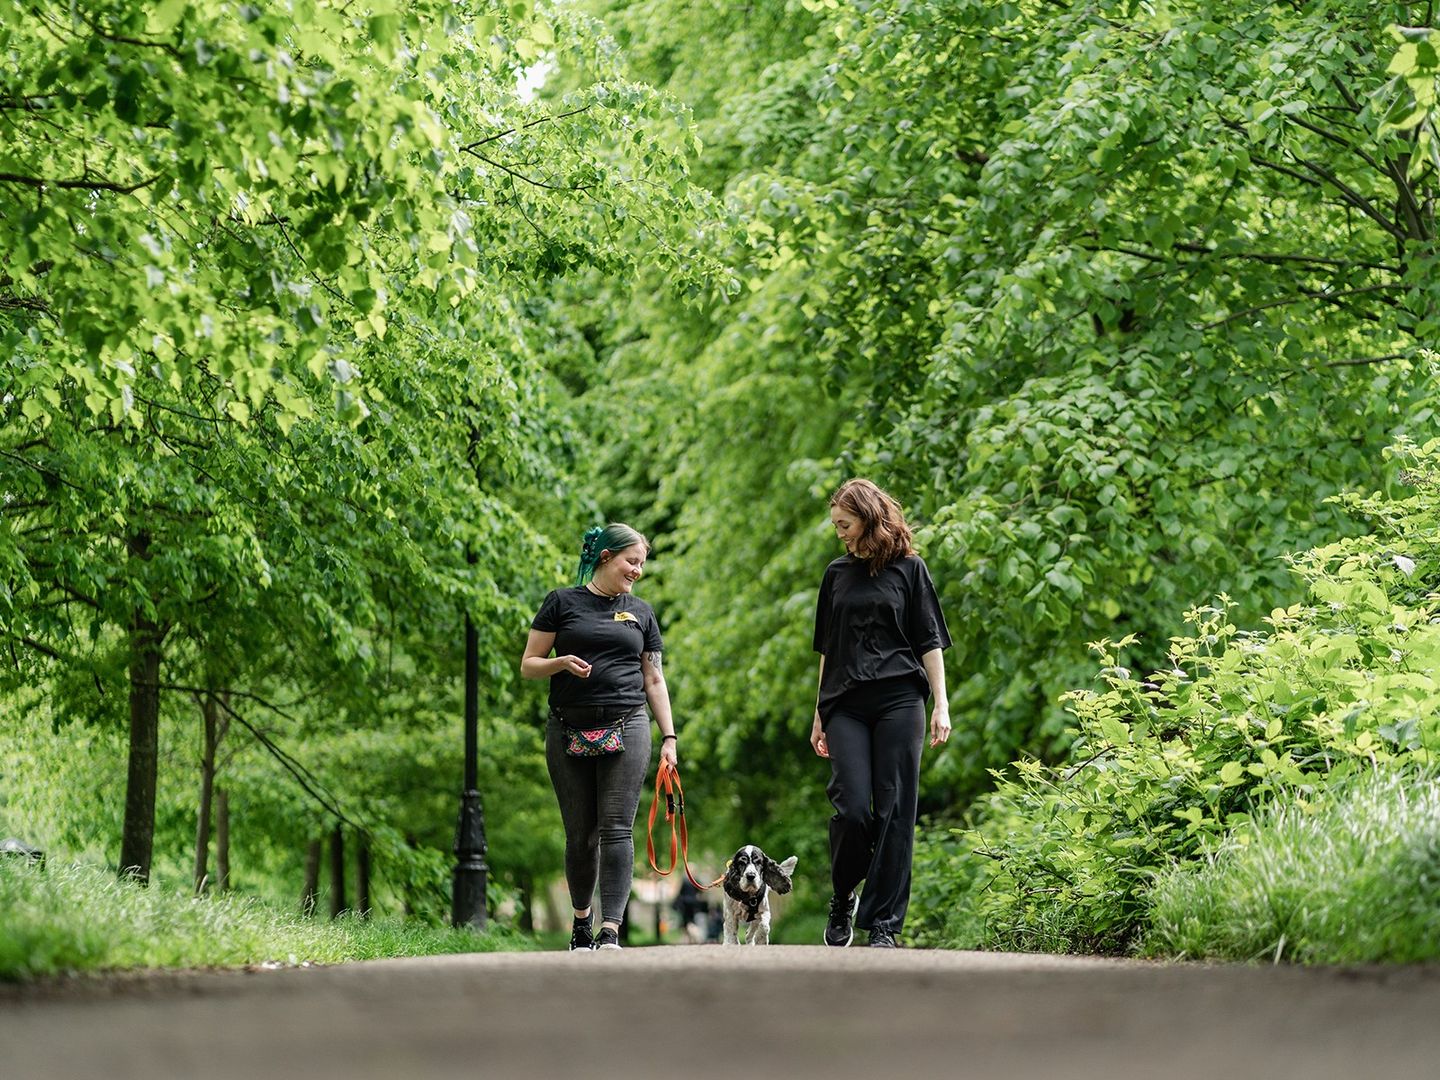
[
  {"left": 810, "top": 713, "right": 829, "bottom": 759},
  {"left": 557, "top": 655, "right": 592, "bottom": 677}
]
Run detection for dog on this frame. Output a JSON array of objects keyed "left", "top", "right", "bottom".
[{"left": 721, "top": 845, "right": 797, "bottom": 945}]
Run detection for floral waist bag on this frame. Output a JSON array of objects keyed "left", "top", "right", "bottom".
[{"left": 556, "top": 706, "right": 637, "bottom": 758}]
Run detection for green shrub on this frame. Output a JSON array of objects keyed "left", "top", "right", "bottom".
[
  {"left": 1145, "top": 768, "right": 1440, "bottom": 964},
  {"left": 923, "top": 436, "right": 1440, "bottom": 953},
  {"left": 908, "top": 815, "right": 986, "bottom": 949}
]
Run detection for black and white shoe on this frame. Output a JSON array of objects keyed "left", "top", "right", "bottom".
[
  {"left": 594, "top": 926, "right": 622, "bottom": 951},
  {"left": 568, "top": 918, "right": 594, "bottom": 952},
  {"left": 868, "top": 928, "right": 899, "bottom": 948},
  {"left": 824, "top": 892, "right": 858, "bottom": 947}
]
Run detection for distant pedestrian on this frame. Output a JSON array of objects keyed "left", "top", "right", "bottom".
[
  {"left": 522, "top": 523, "right": 679, "bottom": 951},
  {"left": 674, "top": 876, "right": 711, "bottom": 944},
  {"left": 810, "top": 479, "right": 952, "bottom": 948}
]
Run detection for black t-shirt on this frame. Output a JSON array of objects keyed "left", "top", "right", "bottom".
[
  {"left": 531, "top": 586, "right": 663, "bottom": 710},
  {"left": 812, "top": 554, "right": 952, "bottom": 717}
]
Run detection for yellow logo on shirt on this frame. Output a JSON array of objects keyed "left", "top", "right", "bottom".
[{"left": 613, "top": 611, "right": 638, "bottom": 623}]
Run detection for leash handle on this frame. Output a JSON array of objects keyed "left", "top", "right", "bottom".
[{"left": 646, "top": 759, "right": 716, "bottom": 892}]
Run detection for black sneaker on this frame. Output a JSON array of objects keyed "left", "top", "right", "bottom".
[
  {"left": 594, "top": 926, "right": 622, "bottom": 951},
  {"left": 868, "top": 928, "right": 899, "bottom": 948},
  {"left": 824, "top": 892, "right": 858, "bottom": 947},
  {"left": 569, "top": 918, "right": 594, "bottom": 952}
]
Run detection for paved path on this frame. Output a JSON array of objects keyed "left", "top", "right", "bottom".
[{"left": 3, "top": 946, "right": 1439, "bottom": 1080}]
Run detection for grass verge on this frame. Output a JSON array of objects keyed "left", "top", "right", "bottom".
[
  {"left": 1144, "top": 768, "right": 1440, "bottom": 964},
  {"left": 0, "top": 859, "right": 531, "bottom": 982}
]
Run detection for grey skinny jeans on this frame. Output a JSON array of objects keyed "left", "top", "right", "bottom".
[{"left": 544, "top": 706, "right": 652, "bottom": 926}]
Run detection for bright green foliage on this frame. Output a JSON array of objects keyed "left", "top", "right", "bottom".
[
  {"left": 914, "top": 436, "right": 1440, "bottom": 952},
  {"left": 1, "top": 0, "right": 727, "bottom": 901},
  {"left": 5, "top": 0, "right": 1440, "bottom": 954},
  {"left": 4, "top": 0, "right": 498, "bottom": 420},
  {"left": 1381, "top": 23, "right": 1440, "bottom": 163},
  {"left": 1145, "top": 768, "right": 1440, "bottom": 964},
  {"left": 0, "top": 0, "right": 723, "bottom": 416},
  {"left": 809, "top": 0, "right": 1439, "bottom": 790},
  {"left": 555, "top": 0, "right": 1440, "bottom": 845}
]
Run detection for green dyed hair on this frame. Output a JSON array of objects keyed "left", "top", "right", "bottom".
[{"left": 575, "top": 523, "right": 649, "bottom": 585}]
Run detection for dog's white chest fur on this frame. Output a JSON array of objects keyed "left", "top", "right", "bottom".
[{"left": 720, "top": 845, "right": 798, "bottom": 946}]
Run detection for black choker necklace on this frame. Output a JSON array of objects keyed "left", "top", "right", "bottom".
[{"left": 587, "top": 582, "right": 621, "bottom": 599}]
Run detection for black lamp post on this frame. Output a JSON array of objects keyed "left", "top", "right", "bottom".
[{"left": 452, "top": 605, "right": 488, "bottom": 928}]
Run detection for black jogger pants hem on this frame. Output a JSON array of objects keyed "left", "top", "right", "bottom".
[{"left": 824, "top": 678, "right": 924, "bottom": 935}]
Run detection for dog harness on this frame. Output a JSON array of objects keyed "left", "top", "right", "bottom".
[{"left": 723, "top": 880, "right": 767, "bottom": 923}]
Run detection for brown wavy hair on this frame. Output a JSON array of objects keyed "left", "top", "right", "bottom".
[{"left": 830, "top": 478, "right": 915, "bottom": 575}]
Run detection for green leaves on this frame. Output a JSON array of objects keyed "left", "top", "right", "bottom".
[
  {"left": 1379, "top": 23, "right": 1440, "bottom": 182},
  {"left": 945, "top": 436, "right": 1440, "bottom": 952},
  {"left": 540, "top": 0, "right": 1440, "bottom": 864},
  {"left": 1, "top": 0, "right": 728, "bottom": 906},
  {"left": 5, "top": 0, "right": 690, "bottom": 430}
]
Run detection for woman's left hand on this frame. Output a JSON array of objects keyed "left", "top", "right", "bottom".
[
  {"left": 660, "top": 737, "right": 679, "bottom": 768},
  {"left": 929, "top": 706, "right": 951, "bottom": 748}
]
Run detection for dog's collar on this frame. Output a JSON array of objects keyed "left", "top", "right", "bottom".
[{"left": 724, "top": 880, "right": 767, "bottom": 921}]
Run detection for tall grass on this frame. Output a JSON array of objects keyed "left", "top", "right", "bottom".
[
  {"left": 0, "top": 860, "right": 530, "bottom": 982},
  {"left": 1145, "top": 769, "right": 1440, "bottom": 964}
]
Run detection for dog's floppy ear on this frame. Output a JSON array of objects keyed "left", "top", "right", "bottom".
[
  {"left": 763, "top": 854, "right": 797, "bottom": 894},
  {"left": 723, "top": 855, "right": 743, "bottom": 892}
]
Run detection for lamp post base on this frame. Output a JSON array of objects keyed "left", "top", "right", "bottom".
[{"left": 452, "top": 789, "right": 488, "bottom": 929}]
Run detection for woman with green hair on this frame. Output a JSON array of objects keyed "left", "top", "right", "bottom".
[{"left": 521, "top": 522, "right": 678, "bottom": 951}]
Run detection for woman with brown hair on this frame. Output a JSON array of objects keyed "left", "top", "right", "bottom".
[{"left": 810, "top": 479, "right": 952, "bottom": 948}]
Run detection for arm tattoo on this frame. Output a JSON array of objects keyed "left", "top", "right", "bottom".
[{"left": 645, "top": 650, "right": 663, "bottom": 675}]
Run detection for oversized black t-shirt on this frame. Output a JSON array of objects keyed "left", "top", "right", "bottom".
[
  {"left": 531, "top": 586, "right": 663, "bottom": 710},
  {"left": 812, "top": 554, "right": 951, "bottom": 716}
]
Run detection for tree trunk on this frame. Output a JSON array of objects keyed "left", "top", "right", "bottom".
[
  {"left": 215, "top": 787, "right": 230, "bottom": 891},
  {"left": 539, "top": 877, "right": 562, "bottom": 933},
  {"left": 518, "top": 871, "right": 534, "bottom": 934},
  {"left": 357, "top": 835, "right": 371, "bottom": 919},
  {"left": 401, "top": 834, "right": 419, "bottom": 917},
  {"left": 329, "top": 824, "right": 347, "bottom": 918},
  {"left": 301, "top": 838, "right": 321, "bottom": 916},
  {"left": 118, "top": 535, "right": 162, "bottom": 884},
  {"left": 193, "top": 693, "right": 219, "bottom": 895}
]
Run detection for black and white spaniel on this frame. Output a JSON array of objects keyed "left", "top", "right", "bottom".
[{"left": 721, "top": 845, "right": 797, "bottom": 945}]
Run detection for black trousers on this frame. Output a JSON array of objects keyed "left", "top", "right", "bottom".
[{"left": 824, "top": 677, "right": 925, "bottom": 935}]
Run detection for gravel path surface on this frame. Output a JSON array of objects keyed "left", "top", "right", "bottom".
[{"left": 4, "top": 946, "right": 1438, "bottom": 1079}]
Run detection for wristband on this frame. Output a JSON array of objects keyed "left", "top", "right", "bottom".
[{"left": 661, "top": 734, "right": 677, "bottom": 741}]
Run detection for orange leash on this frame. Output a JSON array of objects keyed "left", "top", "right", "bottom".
[{"left": 646, "top": 759, "right": 720, "bottom": 892}]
